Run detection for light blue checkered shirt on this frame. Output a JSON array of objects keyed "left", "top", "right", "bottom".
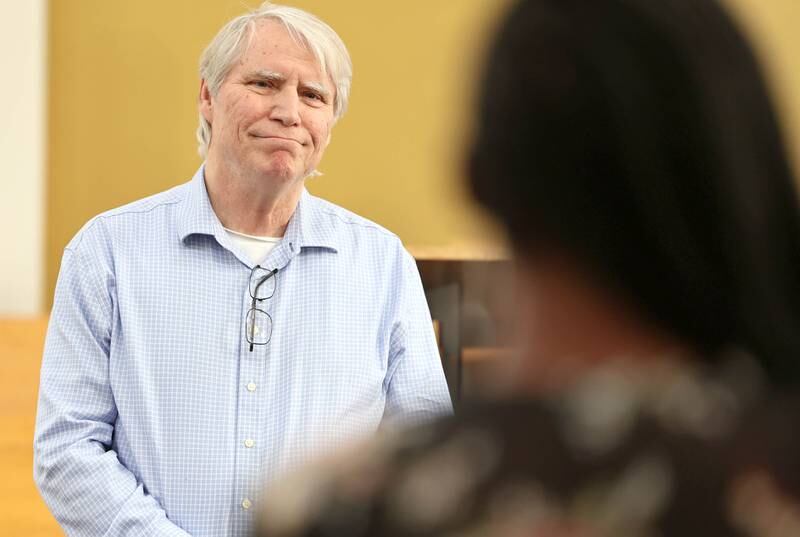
[{"left": 34, "top": 167, "right": 453, "bottom": 537}]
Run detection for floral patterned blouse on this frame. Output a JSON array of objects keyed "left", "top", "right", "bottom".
[{"left": 255, "top": 355, "right": 800, "bottom": 537}]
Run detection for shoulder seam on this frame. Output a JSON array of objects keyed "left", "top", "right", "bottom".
[
  {"left": 316, "top": 206, "right": 399, "bottom": 240},
  {"left": 66, "top": 196, "right": 183, "bottom": 252}
]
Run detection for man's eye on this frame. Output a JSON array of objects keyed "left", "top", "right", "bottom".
[
  {"left": 252, "top": 80, "right": 273, "bottom": 88},
  {"left": 303, "top": 92, "right": 323, "bottom": 102}
]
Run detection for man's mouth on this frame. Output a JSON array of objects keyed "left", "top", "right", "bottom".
[{"left": 251, "top": 134, "right": 304, "bottom": 146}]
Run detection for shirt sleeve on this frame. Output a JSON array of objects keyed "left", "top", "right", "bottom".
[
  {"left": 33, "top": 237, "right": 191, "bottom": 537},
  {"left": 382, "top": 248, "right": 454, "bottom": 426}
]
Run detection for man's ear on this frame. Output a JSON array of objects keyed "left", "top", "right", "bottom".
[{"left": 199, "top": 79, "right": 213, "bottom": 124}]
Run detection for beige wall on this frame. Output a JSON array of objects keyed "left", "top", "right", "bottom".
[
  {"left": 0, "top": 0, "right": 46, "bottom": 315},
  {"left": 46, "top": 0, "right": 800, "bottom": 305},
  {"left": 46, "top": 0, "right": 510, "bottom": 303}
]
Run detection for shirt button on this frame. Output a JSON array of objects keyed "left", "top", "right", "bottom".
[
  {"left": 242, "top": 498, "right": 252, "bottom": 510},
  {"left": 246, "top": 382, "right": 257, "bottom": 392},
  {"left": 244, "top": 438, "right": 255, "bottom": 448}
]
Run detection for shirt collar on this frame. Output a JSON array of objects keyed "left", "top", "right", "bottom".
[
  {"left": 177, "top": 165, "right": 225, "bottom": 242},
  {"left": 289, "top": 189, "right": 339, "bottom": 253},
  {"left": 178, "top": 165, "right": 338, "bottom": 254}
]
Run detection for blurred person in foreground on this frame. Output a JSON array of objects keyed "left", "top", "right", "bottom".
[
  {"left": 33, "top": 2, "right": 451, "bottom": 536},
  {"left": 255, "top": 0, "right": 800, "bottom": 535}
]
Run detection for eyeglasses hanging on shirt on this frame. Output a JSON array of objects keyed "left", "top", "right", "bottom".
[{"left": 246, "top": 266, "right": 278, "bottom": 352}]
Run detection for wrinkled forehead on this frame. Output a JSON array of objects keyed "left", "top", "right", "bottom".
[{"left": 244, "top": 18, "right": 332, "bottom": 83}]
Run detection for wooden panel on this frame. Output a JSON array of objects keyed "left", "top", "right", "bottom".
[
  {"left": 461, "top": 346, "right": 516, "bottom": 363},
  {"left": 0, "top": 317, "right": 61, "bottom": 535}
]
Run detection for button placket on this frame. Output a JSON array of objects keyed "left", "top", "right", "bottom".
[
  {"left": 237, "top": 259, "right": 288, "bottom": 516},
  {"left": 236, "top": 269, "right": 271, "bottom": 517}
]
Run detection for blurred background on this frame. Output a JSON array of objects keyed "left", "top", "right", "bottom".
[{"left": 1, "top": 0, "right": 798, "bottom": 534}]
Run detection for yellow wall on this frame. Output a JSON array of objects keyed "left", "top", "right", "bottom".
[
  {"left": 45, "top": 0, "right": 510, "bottom": 302},
  {"left": 46, "top": 0, "right": 800, "bottom": 303}
]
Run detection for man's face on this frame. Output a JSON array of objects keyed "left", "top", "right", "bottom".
[{"left": 200, "top": 20, "right": 336, "bottom": 184}]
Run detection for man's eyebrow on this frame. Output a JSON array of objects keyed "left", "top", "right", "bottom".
[
  {"left": 249, "top": 69, "right": 285, "bottom": 82},
  {"left": 302, "top": 81, "right": 331, "bottom": 99},
  {"left": 246, "top": 70, "right": 331, "bottom": 98}
]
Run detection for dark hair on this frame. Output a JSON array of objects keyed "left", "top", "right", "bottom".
[{"left": 469, "top": 0, "right": 800, "bottom": 385}]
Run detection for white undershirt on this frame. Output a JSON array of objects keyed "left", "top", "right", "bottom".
[{"left": 224, "top": 227, "right": 282, "bottom": 266}]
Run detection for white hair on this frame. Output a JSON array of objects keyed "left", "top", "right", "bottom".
[{"left": 196, "top": 2, "right": 352, "bottom": 158}]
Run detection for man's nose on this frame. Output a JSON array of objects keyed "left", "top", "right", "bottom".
[{"left": 268, "top": 87, "right": 301, "bottom": 127}]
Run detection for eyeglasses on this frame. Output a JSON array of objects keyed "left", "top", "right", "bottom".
[{"left": 246, "top": 265, "right": 279, "bottom": 352}]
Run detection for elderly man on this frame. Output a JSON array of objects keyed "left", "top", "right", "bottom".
[{"left": 33, "top": 3, "right": 452, "bottom": 536}]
